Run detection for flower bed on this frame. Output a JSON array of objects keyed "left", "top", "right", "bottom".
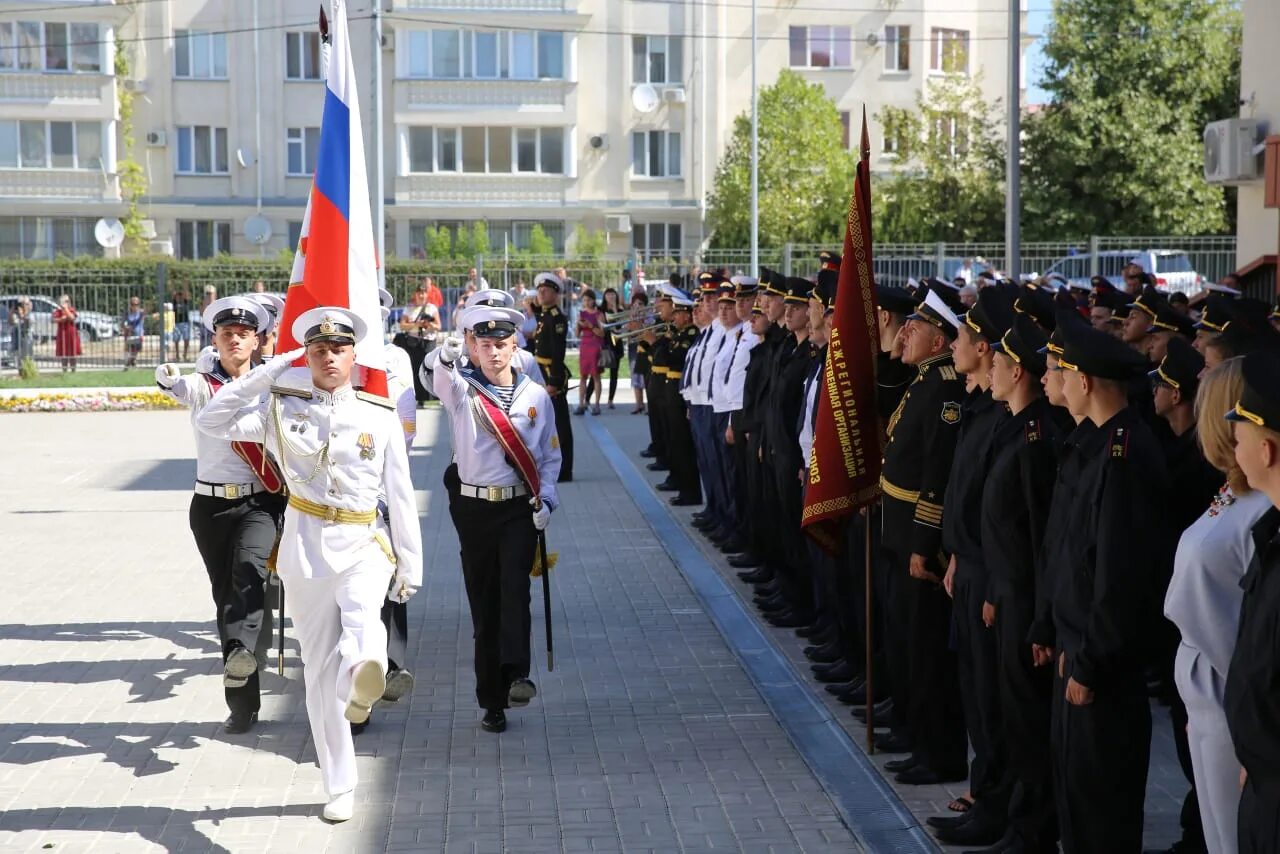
[{"left": 0, "top": 391, "right": 183, "bottom": 413}]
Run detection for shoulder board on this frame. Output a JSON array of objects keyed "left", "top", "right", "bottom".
[
  {"left": 548, "top": 307, "right": 561, "bottom": 317},
  {"left": 1110, "top": 425, "right": 1130, "bottom": 459},
  {"left": 1024, "top": 418, "right": 1042, "bottom": 444},
  {"left": 938, "top": 365, "right": 958, "bottom": 381},
  {"left": 356, "top": 390, "right": 396, "bottom": 409},
  {"left": 271, "top": 385, "right": 312, "bottom": 400}
]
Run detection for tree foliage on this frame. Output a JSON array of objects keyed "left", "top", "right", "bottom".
[
  {"left": 707, "top": 70, "right": 854, "bottom": 248},
  {"left": 1022, "top": 0, "right": 1241, "bottom": 239},
  {"left": 874, "top": 75, "right": 1007, "bottom": 243}
]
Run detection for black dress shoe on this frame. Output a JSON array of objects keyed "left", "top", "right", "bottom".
[
  {"left": 507, "top": 677, "right": 537, "bottom": 707},
  {"left": 481, "top": 709, "right": 507, "bottom": 733},
  {"left": 691, "top": 512, "right": 710, "bottom": 523},
  {"left": 646, "top": 461, "right": 669, "bottom": 471},
  {"left": 640, "top": 448, "right": 656, "bottom": 458},
  {"left": 812, "top": 661, "right": 853, "bottom": 683},
  {"left": 895, "top": 764, "right": 967, "bottom": 786},
  {"left": 926, "top": 809, "right": 977, "bottom": 831},
  {"left": 884, "top": 756, "right": 918, "bottom": 773},
  {"left": 804, "top": 642, "right": 843, "bottom": 664},
  {"left": 728, "top": 554, "right": 762, "bottom": 569},
  {"left": 936, "top": 813, "right": 1007, "bottom": 847},
  {"left": 693, "top": 519, "right": 717, "bottom": 532},
  {"left": 795, "top": 620, "right": 831, "bottom": 639},
  {"left": 671, "top": 495, "right": 701, "bottom": 506},
  {"left": 656, "top": 480, "right": 678, "bottom": 492},
  {"left": 874, "top": 732, "right": 913, "bottom": 753},
  {"left": 825, "top": 679, "right": 860, "bottom": 696},
  {"left": 766, "top": 610, "right": 811, "bottom": 628},
  {"left": 844, "top": 683, "right": 884, "bottom": 706},
  {"left": 350, "top": 718, "right": 370, "bottom": 736},
  {"left": 719, "top": 538, "right": 747, "bottom": 554},
  {"left": 223, "top": 711, "right": 258, "bottom": 734},
  {"left": 737, "top": 567, "right": 772, "bottom": 583},
  {"left": 852, "top": 697, "right": 894, "bottom": 720}
]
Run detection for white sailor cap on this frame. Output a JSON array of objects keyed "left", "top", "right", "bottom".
[
  {"left": 466, "top": 288, "right": 515, "bottom": 309},
  {"left": 377, "top": 288, "right": 394, "bottom": 321},
  {"left": 657, "top": 283, "right": 687, "bottom": 303},
  {"left": 907, "top": 287, "right": 962, "bottom": 334},
  {"left": 459, "top": 305, "right": 525, "bottom": 338},
  {"left": 203, "top": 296, "right": 270, "bottom": 334},
  {"left": 1203, "top": 282, "right": 1242, "bottom": 297},
  {"left": 247, "top": 293, "right": 285, "bottom": 334},
  {"left": 670, "top": 291, "right": 696, "bottom": 310},
  {"left": 533, "top": 271, "right": 563, "bottom": 292},
  {"left": 292, "top": 306, "right": 367, "bottom": 346}
]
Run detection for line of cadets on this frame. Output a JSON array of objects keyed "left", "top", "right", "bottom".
[{"left": 638, "top": 258, "right": 1280, "bottom": 854}]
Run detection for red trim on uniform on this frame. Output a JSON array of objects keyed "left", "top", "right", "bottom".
[
  {"left": 205, "top": 374, "right": 285, "bottom": 494},
  {"left": 470, "top": 387, "right": 542, "bottom": 498}
]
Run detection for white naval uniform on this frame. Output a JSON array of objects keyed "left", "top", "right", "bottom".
[
  {"left": 798, "top": 362, "right": 821, "bottom": 470},
  {"left": 195, "top": 357, "right": 423, "bottom": 798},
  {"left": 162, "top": 367, "right": 266, "bottom": 487},
  {"left": 418, "top": 346, "right": 545, "bottom": 399},
  {"left": 691, "top": 319, "right": 727, "bottom": 405},
  {"left": 710, "top": 323, "right": 751, "bottom": 415},
  {"left": 384, "top": 342, "right": 416, "bottom": 452}
]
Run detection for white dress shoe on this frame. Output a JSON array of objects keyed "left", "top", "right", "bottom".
[
  {"left": 344, "top": 660, "right": 386, "bottom": 724},
  {"left": 323, "top": 790, "right": 355, "bottom": 822}
]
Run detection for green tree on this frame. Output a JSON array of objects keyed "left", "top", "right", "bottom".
[
  {"left": 423, "top": 225, "right": 453, "bottom": 262},
  {"left": 707, "top": 69, "right": 854, "bottom": 248},
  {"left": 572, "top": 224, "right": 607, "bottom": 258},
  {"left": 525, "top": 224, "right": 555, "bottom": 257},
  {"left": 1022, "top": 0, "right": 1241, "bottom": 238},
  {"left": 874, "top": 75, "right": 1006, "bottom": 242},
  {"left": 469, "top": 221, "right": 491, "bottom": 257}
]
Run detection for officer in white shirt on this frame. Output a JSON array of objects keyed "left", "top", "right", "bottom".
[
  {"left": 433, "top": 304, "right": 561, "bottom": 735},
  {"left": 687, "top": 276, "right": 729, "bottom": 536},
  {"left": 195, "top": 306, "right": 422, "bottom": 823},
  {"left": 418, "top": 288, "right": 545, "bottom": 398},
  {"left": 712, "top": 277, "right": 761, "bottom": 550},
  {"left": 156, "top": 296, "right": 284, "bottom": 735}
]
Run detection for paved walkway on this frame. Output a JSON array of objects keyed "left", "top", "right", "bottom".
[{"left": 0, "top": 407, "right": 872, "bottom": 853}]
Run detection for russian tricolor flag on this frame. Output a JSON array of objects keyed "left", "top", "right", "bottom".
[{"left": 279, "top": 0, "right": 387, "bottom": 397}]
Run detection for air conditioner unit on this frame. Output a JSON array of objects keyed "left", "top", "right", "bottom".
[
  {"left": 1204, "top": 118, "right": 1263, "bottom": 184},
  {"left": 589, "top": 133, "right": 608, "bottom": 151},
  {"left": 605, "top": 214, "right": 632, "bottom": 234},
  {"left": 145, "top": 130, "right": 167, "bottom": 147},
  {"left": 148, "top": 238, "right": 175, "bottom": 256},
  {"left": 122, "top": 78, "right": 148, "bottom": 94},
  {"left": 138, "top": 219, "right": 157, "bottom": 240},
  {"left": 662, "top": 87, "right": 686, "bottom": 104}
]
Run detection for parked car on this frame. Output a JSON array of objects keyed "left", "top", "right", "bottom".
[
  {"left": 0, "top": 295, "right": 120, "bottom": 343},
  {"left": 1043, "top": 250, "right": 1204, "bottom": 295}
]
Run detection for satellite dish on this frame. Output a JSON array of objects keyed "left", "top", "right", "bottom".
[
  {"left": 94, "top": 217, "right": 125, "bottom": 249},
  {"left": 245, "top": 215, "right": 273, "bottom": 245},
  {"left": 631, "top": 83, "right": 660, "bottom": 114},
  {"left": 236, "top": 147, "right": 256, "bottom": 168}
]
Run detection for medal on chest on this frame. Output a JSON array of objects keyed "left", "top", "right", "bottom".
[
  {"left": 289, "top": 411, "right": 309, "bottom": 434},
  {"left": 357, "top": 432, "right": 376, "bottom": 460}
]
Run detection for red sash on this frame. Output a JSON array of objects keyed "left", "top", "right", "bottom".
[
  {"left": 204, "top": 373, "right": 285, "bottom": 494},
  {"left": 466, "top": 380, "right": 541, "bottom": 500}
]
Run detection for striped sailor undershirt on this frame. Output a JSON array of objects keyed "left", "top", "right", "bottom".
[{"left": 491, "top": 383, "right": 516, "bottom": 410}]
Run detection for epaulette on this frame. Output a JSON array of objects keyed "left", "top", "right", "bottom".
[
  {"left": 938, "top": 365, "right": 958, "bottom": 381},
  {"left": 356, "top": 390, "right": 395, "bottom": 409},
  {"left": 1025, "top": 418, "right": 1042, "bottom": 444},
  {"left": 271, "top": 385, "right": 312, "bottom": 400},
  {"left": 548, "top": 307, "right": 561, "bottom": 317},
  {"left": 1110, "top": 425, "right": 1130, "bottom": 458}
]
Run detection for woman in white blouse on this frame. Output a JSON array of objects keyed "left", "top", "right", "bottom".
[{"left": 1166, "top": 357, "right": 1270, "bottom": 854}]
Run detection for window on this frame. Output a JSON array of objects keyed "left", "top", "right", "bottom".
[
  {"left": 0, "top": 22, "right": 100, "bottom": 73},
  {"left": 0, "top": 120, "right": 101, "bottom": 169},
  {"left": 406, "top": 29, "right": 565, "bottom": 80},
  {"left": 437, "top": 128, "right": 458, "bottom": 172},
  {"left": 632, "top": 223, "right": 682, "bottom": 259},
  {"left": 286, "top": 31, "right": 322, "bottom": 80},
  {"left": 286, "top": 127, "right": 321, "bottom": 175},
  {"left": 176, "top": 125, "right": 229, "bottom": 174},
  {"left": 408, "top": 127, "right": 434, "bottom": 172},
  {"left": 174, "top": 29, "right": 228, "bottom": 79},
  {"left": 789, "top": 26, "right": 851, "bottom": 69},
  {"left": 288, "top": 221, "right": 303, "bottom": 251},
  {"left": 932, "top": 114, "right": 967, "bottom": 159},
  {"left": 177, "top": 220, "right": 232, "bottom": 259},
  {"left": 884, "top": 25, "right": 910, "bottom": 72},
  {"left": 930, "top": 28, "right": 969, "bottom": 75},
  {"left": 632, "top": 36, "right": 682, "bottom": 85},
  {"left": 631, "top": 131, "right": 681, "bottom": 178},
  {"left": 0, "top": 216, "right": 97, "bottom": 259},
  {"left": 514, "top": 127, "right": 563, "bottom": 174},
  {"left": 408, "top": 127, "right": 562, "bottom": 174}
]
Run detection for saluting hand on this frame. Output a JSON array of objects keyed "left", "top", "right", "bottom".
[
  {"left": 440, "top": 335, "right": 464, "bottom": 364},
  {"left": 266, "top": 347, "right": 305, "bottom": 377},
  {"left": 155, "top": 363, "right": 179, "bottom": 389}
]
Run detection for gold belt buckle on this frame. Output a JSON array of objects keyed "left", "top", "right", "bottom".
[
  {"left": 224, "top": 484, "right": 240, "bottom": 499},
  {"left": 487, "top": 486, "right": 505, "bottom": 502},
  {"left": 324, "top": 505, "right": 338, "bottom": 522}
]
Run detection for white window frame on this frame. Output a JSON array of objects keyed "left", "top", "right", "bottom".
[
  {"left": 883, "top": 25, "right": 910, "bottom": 73},
  {"left": 174, "top": 29, "right": 228, "bottom": 80},
  {"left": 631, "top": 130, "right": 681, "bottom": 178},
  {"left": 175, "top": 125, "right": 230, "bottom": 175},
  {"left": 632, "top": 35, "right": 682, "bottom": 85},
  {"left": 0, "top": 216, "right": 99, "bottom": 259},
  {"left": 286, "top": 126, "right": 321, "bottom": 176},
  {"left": 285, "top": 31, "right": 322, "bottom": 81},
  {"left": 407, "top": 126, "right": 564, "bottom": 175},
  {"left": 788, "top": 26, "right": 852, "bottom": 69},
  {"left": 0, "top": 119, "right": 103, "bottom": 170},
  {"left": 0, "top": 21, "right": 101, "bottom": 74},
  {"left": 176, "top": 219, "right": 232, "bottom": 260},
  {"left": 513, "top": 127, "right": 563, "bottom": 175},
  {"left": 930, "top": 28, "right": 970, "bottom": 76},
  {"left": 632, "top": 222, "right": 683, "bottom": 259},
  {"left": 405, "top": 29, "right": 565, "bottom": 81}
]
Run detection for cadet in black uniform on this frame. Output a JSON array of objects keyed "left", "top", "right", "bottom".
[
  {"left": 1050, "top": 324, "right": 1171, "bottom": 854},
  {"left": 663, "top": 290, "right": 701, "bottom": 505},
  {"left": 878, "top": 284, "right": 967, "bottom": 778},
  {"left": 533, "top": 271, "right": 573, "bottom": 482},
  {"left": 1224, "top": 350, "right": 1280, "bottom": 854},
  {"left": 641, "top": 289, "right": 675, "bottom": 472}
]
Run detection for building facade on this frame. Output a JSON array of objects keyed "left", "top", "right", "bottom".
[{"left": 0, "top": 0, "right": 1025, "bottom": 261}]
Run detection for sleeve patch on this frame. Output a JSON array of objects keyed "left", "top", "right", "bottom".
[
  {"left": 1110, "top": 426, "right": 1130, "bottom": 458},
  {"left": 941, "top": 401, "right": 962, "bottom": 424},
  {"left": 939, "top": 365, "right": 958, "bottom": 381},
  {"left": 555, "top": 323, "right": 566, "bottom": 334},
  {"left": 1025, "top": 419, "right": 1042, "bottom": 443}
]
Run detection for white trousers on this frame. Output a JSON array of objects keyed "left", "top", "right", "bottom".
[
  {"left": 1176, "top": 643, "right": 1241, "bottom": 854},
  {"left": 280, "top": 559, "right": 390, "bottom": 798}
]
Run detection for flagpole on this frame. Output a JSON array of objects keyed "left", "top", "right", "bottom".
[
  {"left": 1005, "top": 0, "right": 1020, "bottom": 275},
  {"left": 372, "top": 1, "right": 386, "bottom": 289},
  {"left": 749, "top": 0, "right": 758, "bottom": 275}
]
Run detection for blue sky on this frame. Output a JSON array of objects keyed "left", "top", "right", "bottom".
[{"left": 1025, "top": 6, "right": 1051, "bottom": 104}]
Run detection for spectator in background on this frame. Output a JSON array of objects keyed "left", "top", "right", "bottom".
[
  {"left": 198, "top": 285, "right": 217, "bottom": 347},
  {"left": 252, "top": 280, "right": 266, "bottom": 293},
  {"left": 467, "top": 267, "right": 489, "bottom": 290},
  {"left": 172, "top": 288, "right": 193, "bottom": 361},
  {"left": 520, "top": 295, "right": 538, "bottom": 347},
  {"left": 396, "top": 286, "right": 441, "bottom": 404},
  {"left": 956, "top": 257, "right": 975, "bottom": 284},
  {"left": 959, "top": 284, "right": 978, "bottom": 309},
  {"left": 627, "top": 290, "right": 650, "bottom": 414},
  {"left": 575, "top": 288, "right": 604, "bottom": 416},
  {"left": 600, "top": 287, "right": 625, "bottom": 409},
  {"left": 454, "top": 282, "right": 477, "bottom": 328},
  {"left": 53, "top": 294, "right": 81, "bottom": 372},
  {"left": 621, "top": 268, "right": 633, "bottom": 303},
  {"left": 122, "top": 296, "right": 145, "bottom": 368},
  {"left": 511, "top": 280, "right": 529, "bottom": 302},
  {"left": 9, "top": 297, "right": 33, "bottom": 365},
  {"left": 1122, "top": 263, "right": 1145, "bottom": 296},
  {"left": 1170, "top": 291, "right": 1191, "bottom": 317}
]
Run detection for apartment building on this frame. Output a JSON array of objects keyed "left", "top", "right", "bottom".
[{"left": 0, "top": 0, "right": 1025, "bottom": 261}]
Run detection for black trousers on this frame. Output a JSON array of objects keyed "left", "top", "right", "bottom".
[
  {"left": 403, "top": 339, "right": 435, "bottom": 402},
  {"left": 380, "top": 601, "right": 409, "bottom": 672},
  {"left": 663, "top": 387, "right": 700, "bottom": 501},
  {"left": 189, "top": 491, "right": 283, "bottom": 717},
  {"left": 1239, "top": 780, "right": 1280, "bottom": 854},
  {"left": 954, "top": 562, "right": 1006, "bottom": 805},
  {"left": 838, "top": 513, "right": 872, "bottom": 679},
  {"left": 453, "top": 493, "right": 538, "bottom": 712},
  {"left": 881, "top": 546, "right": 914, "bottom": 733},
  {"left": 899, "top": 551, "right": 966, "bottom": 773},
  {"left": 771, "top": 451, "right": 813, "bottom": 614},
  {"left": 744, "top": 434, "right": 775, "bottom": 566},
  {"left": 995, "top": 589, "right": 1057, "bottom": 850},
  {"left": 1051, "top": 657, "right": 1151, "bottom": 854},
  {"left": 645, "top": 373, "right": 668, "bottom": 463},
  {"left": 550, "top": 387, "right": 573, "bottom": 479}
]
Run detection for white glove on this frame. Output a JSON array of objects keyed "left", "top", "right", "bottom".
[
  {"left": 154, "top": 363, "right": 179, "bottom": 389},
  {"left": 266, "top": 347, "right": 305, "bottom": 378},
  {"left": 389, "top": 572, "right": 418, "bottom": 603},
  {"left": 531, "top": 501, "right": 551, "bottom": 531},
  {"left": 194, "top": 346, "right": 217, "bottom": 373},
  {"left": 439, "top": 335, "right": 464, "bottom": 365}
]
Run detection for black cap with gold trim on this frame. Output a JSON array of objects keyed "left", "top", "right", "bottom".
[
  {"left": 204, "top": 296, "right": 270, "bottom": 334},
  {"left": 814, "top": 268, "right": 838, "bottom": 312},
  {"left": 963, "top": 287, "right": 1015, "bottom": 342},
  {"left": 460, "top": 305, "right": 524, "bottom": 339},
  {"left": 716, "top": 282, "right": 737, "bottom": 304},
  {"left": 877, "top": 285, "right": 915, "bottom": 316},
  {"left": 1014, "top": 283, "right": 1056, "bottom": 332},
  {"left": 783, "top": 276, "right": 813, "bottom": 306},
  {"left": 1149, "top": 336, "right": 1204, "bottom": 398},
  {"left": 1057, "top": 323, "right": 1149, "bottom": 380},
  {"left": 759, "top": 267, "right": 784, "bottom": 297},
  {"left": 992, "top": 312, "right": 1049, "bottom": 376},
  {"left": 1227, "top": 350, "right": 1280, "bottom": 430},
  {"left": 1147, "top": 304, "right": 1195, "bottom": 339},
  {"left": 1128, "top": 284, "right": 1168, "bottom": 319}
]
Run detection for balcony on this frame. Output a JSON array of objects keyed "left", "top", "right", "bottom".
[
  {"left": 0, "top": 72, "right": 114, "bottom": 107},
  {"left": 0, "top": 169, "right": 119, "bottom": 201},
  {"left": 397, "top": 78, "right": 570, "bottom": 112},
  {"left": 396, "top": 173, "right": 570, "bottom": 205},
  {"left": 395, "top": 0, "right": 576, "bottom": 9}
]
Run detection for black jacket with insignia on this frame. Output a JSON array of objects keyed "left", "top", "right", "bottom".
[
  {"left": 1048, "top": 406, "right": 1171, "bottom": 690},
  {"left": 735, "top": 323, "right": 786, "bottom": 439},
  {"left": 980, "top": 396, "right": 1061, "bottom": 605},
  {"left": 532, "top": 305, "right": 568, "bottom": 388},
  {"left": 665, "top": 323, "right": 700, "bottom": 392},
  {"left": 765, "top": 332, "right": 819, "bottom": 471},
  {"left": 880, "top": 352, "right": 965, "bottom": 558},
  {"left": 942, "top": 388, "right": 1009, "bottom": 576},
  {"left": 876, "top": 351, "right": 914, "bottom": 425}
]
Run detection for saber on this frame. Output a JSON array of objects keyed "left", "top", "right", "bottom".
[
  {"left": 535, "top": 503, "right": 554, "bottom": 671},
  {"left": 277, "top": 579, "right": 286, "bottom": 675}
]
